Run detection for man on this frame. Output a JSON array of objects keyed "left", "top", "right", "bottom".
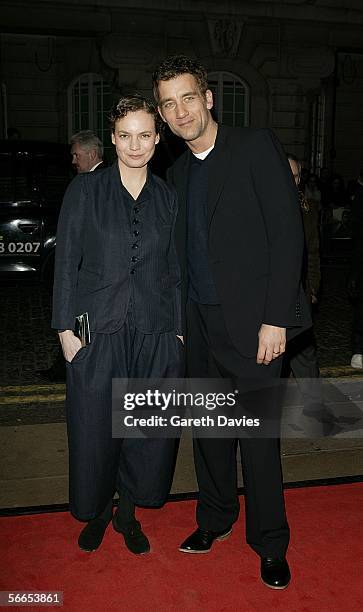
[
  {"left": 285, "top": 155, "right": 328, "bottom": 430},
  {"left": 152, "top": 55, "right": 310, "bottom": 589},
  {"left": 37, "top": 130, "right": 105, "bottom": 383},
  {"left": 70, "top": 130, "right": 104, "bottom": 173}
]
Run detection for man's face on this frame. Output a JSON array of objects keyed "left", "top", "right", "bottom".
[
  {"left": 157, "top": 73, "right": 213, "bottom": 144},
  {"left": 71, "top": 143, "right": 95, "bottom": 173},
  {"left": 111, "top": 110, "right": 159, "bottom": 170},
  {"left": 289, "top": 159, "right": 300, "bottom": 186}
]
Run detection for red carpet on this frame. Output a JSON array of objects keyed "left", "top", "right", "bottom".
[{"left": 1, "top": 484, "right": 362, "bottom": 611}]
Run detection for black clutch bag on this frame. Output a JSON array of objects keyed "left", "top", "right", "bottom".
[{"left": 74, "top": 312, "right": 91, "bottom": 347}]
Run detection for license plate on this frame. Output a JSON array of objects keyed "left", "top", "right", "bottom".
[{"left": 0, "top": 241, "right": 41, "bottom": 255}]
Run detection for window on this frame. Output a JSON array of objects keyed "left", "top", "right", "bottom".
[
  {"left": 208, "top": 72, "right": 249, "bottom": 127},
  {"left": 68, "top": 74, "right": 114, "bottom": 157},
  {"left": 310, "top": 92, "right": 326, "bottom": 174}
]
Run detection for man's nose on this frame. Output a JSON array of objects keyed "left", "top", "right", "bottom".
[{"left": 175, "top": 101, "right": 188, "bottom": 119}]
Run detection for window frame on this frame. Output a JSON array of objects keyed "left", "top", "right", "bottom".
[{"left": 208, "top": 71, "right": 250, "bottom": 127}]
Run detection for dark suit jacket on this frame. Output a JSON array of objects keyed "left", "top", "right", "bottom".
[
  {"left": 52, "top": 163, "right": 181, "bottom": 334},
  {"left": 167, "top": 124, "right": 311, "bottom": 357}
]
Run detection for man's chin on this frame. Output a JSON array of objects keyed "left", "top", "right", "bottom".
[{"left": 176, "top": 129, "right": 200, "bottom": 142}]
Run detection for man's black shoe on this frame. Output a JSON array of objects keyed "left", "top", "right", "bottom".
[
  {"left": 261, "top": 557, "right": 291, "bottom": 589},
  {"left": 78, "top": 517, "right": 111, "bottom": 552},
  {"left": 179, "top": 527, "right": 232, "bottom": 553},
  {"left": 112, "top": 515, "right": 150, "bottom": 555}
]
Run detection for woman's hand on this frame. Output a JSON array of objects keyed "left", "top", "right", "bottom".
[{"left": 58, "top": 330, "right": 82, "bottom": 363}]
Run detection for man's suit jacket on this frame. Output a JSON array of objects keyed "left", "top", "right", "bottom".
[
  {"left": 52, "top": 163, "right": 181, "bottom": 334},
  {"left": 167, "top": 124, "right": 311, "bottom": 358}
]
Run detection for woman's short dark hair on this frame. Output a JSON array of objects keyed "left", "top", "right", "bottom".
[
  {"left": 109, "top": 94, "right": 162, "bottom": 133},
  {"left": 152, "top": 55, "right": 208, "bottom": 103}
]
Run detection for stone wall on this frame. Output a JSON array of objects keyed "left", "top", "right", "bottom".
[{"left": 1, "top": 1, "right": 363, "bottom": 179}]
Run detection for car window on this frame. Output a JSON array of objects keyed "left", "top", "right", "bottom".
[
  {"left": 0, "top": 152, "right": 33, "bottom": 203},
  {"left": 32, "top": 153, "right": 72, "bottom": 206}
]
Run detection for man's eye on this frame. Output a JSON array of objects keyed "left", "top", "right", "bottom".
[
  {"left": 141, "top": 134, "right": 151, "bottom": 139},
  {"left": 163, "top": 102, "right": 175, "bottom": 110},
  {"left": 184, "top": 96, "right": 195, "bottom": 103}
]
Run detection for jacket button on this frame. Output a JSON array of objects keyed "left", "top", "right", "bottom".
[
  {"left": 134, "top": 207, "right": 140, "bottom": 214},
  {"left": 132, "top": 218, "right": 139, "bottom": 225},
  {"left": 133, "top": 230, "right": 140, "bottom": 237},
  {"left": 132, "top": 243, "right": 138, "bottom": 249},
  {"left": 130, "top": 268, "right": 136, "bottom": 274},
  {"left": 131, "top": 256, "right": 137, "bottom": 263}
]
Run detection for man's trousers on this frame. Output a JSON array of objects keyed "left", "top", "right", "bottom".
[
  {"left": 65, "top": 311, "right": 182, "bottom": 521},
  {"left": 186, "top": 299, "right": 289, "bottom": 559}
]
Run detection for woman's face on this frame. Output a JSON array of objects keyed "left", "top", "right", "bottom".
[{"left": 112, "top": 110, "right": 160, "bottom": 169}]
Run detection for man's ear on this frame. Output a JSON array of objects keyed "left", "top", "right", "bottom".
[
  {"left": 155, "top": 133, "right": 160, "bottom": 145},
  {"left": 206, "top": 89, "right": 213, "bottom": 110},
  {"left": 111, "top": 132, "right": 116, "bottom": 145},
  {"left": 157, "top": 106, "right": 167, "bottom": 123}
]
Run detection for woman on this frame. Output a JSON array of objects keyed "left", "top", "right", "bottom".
[{"left": 52, "top": 95, "right": 182, "bottom": 555}]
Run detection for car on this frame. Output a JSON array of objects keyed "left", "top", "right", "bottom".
[{"left": 0, "top": 140, "right": 73, "bottom": 287}]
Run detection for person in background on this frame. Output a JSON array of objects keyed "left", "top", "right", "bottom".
[
  {"left": 70, "top": 130, "right": 105, "bottom": 173},
  {"left": 286, "top": 155, "right": 324, "bottom": 423},
  {"left": 37, "top": 131, "right": 105, "bottom": 383},
  {"left": 291, "top": 164, "right": 321, "bottom": 305}
]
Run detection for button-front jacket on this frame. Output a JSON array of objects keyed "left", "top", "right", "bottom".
[
  {"left": 167, "top": 125, "right": 311, "bottom": 357},
  {"left": 52, "top": 163, "right": 181, "bottom": 334}
]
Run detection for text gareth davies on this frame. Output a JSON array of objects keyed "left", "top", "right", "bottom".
[{"left": 123, "top": 415, "right": 260, "bottom": 428}]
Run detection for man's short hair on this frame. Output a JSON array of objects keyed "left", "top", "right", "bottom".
[
  {"left": 152, "top": 55, "right": 208, "bottom": 103},
  {"left": 286, "top": 152, "right": 301, "bottom": 171},
  {"left": 70, "top": 130, "right": 103, "bottom": 158},
  {"left": 109, "top": 94, "right": 162, "bottom": 134},
  {"left": 286, "top": 152, "right": 298, "bottom": 163}
]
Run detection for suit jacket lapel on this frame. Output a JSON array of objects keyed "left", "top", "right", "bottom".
[
  {"left": 207, "top": 124, "right": 232, "bottom": 229},
  {"left": 171, "top": 150, "right": 190, "bottom": 266}
]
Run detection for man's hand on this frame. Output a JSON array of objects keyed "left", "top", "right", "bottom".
[
  {"left": 257, "top": 324, "right": 286, "bottom": 365},
  {"left": 58, "top": 330, "right": 82, "bottom": 363}
]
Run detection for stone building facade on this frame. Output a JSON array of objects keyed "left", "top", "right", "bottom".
[{"left": 1, "top": 0, "right": 363, "bottom": 179}]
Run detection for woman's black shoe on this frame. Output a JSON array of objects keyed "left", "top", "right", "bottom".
[
  {"left": 77, "top": 500, "right": 113, "bottom": 552},
  {"left": 78, "top": 517, "right": 111, "bottom": 552},
  {"left": 112, "top": 512, "right": 150, "bottom": 555}
]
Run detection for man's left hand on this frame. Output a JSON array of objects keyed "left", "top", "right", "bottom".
[{"left": 257, "top": 324, "right": 286, "bottom": 365}]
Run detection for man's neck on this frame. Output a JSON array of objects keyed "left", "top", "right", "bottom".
[
  {"left": 186, "top": 119, "right": 218, "bottom": 155},
  {"left": 90, "top": 160, "right": 102, "bottom": 172}
]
